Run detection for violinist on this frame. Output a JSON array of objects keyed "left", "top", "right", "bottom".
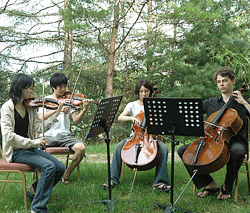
[
  {"left": 102, "top": 80, "right": 171, "bottom": 192},
  {"left": 1, "top": 73, "right": 65, "bottom": 213},
  {"left": 38, "top": 73, "right": 91, "bottom": 184},
  {"left": 178, "top": 67, "right": 250, "bottom": 200}
]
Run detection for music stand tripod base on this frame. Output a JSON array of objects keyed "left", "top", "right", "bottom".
[
  {"left": 91, "top": 199, "right": 115, "bottom": 212},
  {"left": 156, "top": 203, "right": 199, "bottom": 213},
  {"left": 85, "top": 96, "right": 123, "bottom": 212},
  {"left": 144, "top": 97, "right": 204, "bottom": 213}
]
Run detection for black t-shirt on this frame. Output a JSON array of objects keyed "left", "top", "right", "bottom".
[
  {"left": 14, "top": 107, "right": 29, "bottom": 138},
  {"left": 203, "top": 95, "right": 250, "bottom": 149}
]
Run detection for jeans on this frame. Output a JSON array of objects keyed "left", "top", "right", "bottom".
[
  {"left": 108, "top": 137, "right": 170, "bottom": 187},
  {"left": 12, "top": 148, "right": 65, "bottom": 213}
]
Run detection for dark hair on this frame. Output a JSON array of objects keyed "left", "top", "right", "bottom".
[
  {"left": 50, "top": 73, "right": 68, "bottom": 91},
  {"left": 213, "top": 67, "right": 235, "bottom": 82},
  {"left": 9, "top": 73, "right": 34, "bottom": 105},
  {"left": 134, "top": 80, "right": 153, "bottom": 99}
]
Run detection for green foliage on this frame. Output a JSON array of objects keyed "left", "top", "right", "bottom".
[{"left": 1, "top": 0, "right": 250, "bottom": 143}]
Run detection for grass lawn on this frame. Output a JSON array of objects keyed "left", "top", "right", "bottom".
[{"left": 1, "top": 143, "right": 250, "bottom": 213}]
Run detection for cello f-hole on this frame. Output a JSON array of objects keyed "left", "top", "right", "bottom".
[
  {"left": 214, "top": 132, "right": 220, "bottom": 142},
  {"left": 135, "top": 144, "right": 141, "bottom": 163}
]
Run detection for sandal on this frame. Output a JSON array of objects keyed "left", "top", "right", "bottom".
[
  {"left": 62, "top": 177, "right": 70, "bottom": 185},
  {"left": 197, "top": 187, "right": 220, "bottom": 198},
  {"left": 102, "top": 181, "right": 116, "bottom": 190},
  {"left": 217, "top": 185, "right": 232, "bottom": 200},
  {"left": 153, "top": 184, "right": 171, "bottom": 193}
]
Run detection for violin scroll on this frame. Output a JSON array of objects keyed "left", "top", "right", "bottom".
[{"left": 153, "top": 86, "right": 161, "bottom": 97}]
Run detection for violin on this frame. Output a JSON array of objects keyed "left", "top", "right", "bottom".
[
  {"left": 24, "top": 97, "right": 78, "bottom": 110},
  {"left": 58, "top": 91, "right": 99, "bottom": 106},
  {"left": 121, "top": 86, "right": 161, "bottom": 171},
  {"left": 182, "top": 83, "right": 249, "bottom": 174}
]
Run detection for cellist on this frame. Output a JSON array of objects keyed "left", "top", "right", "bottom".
[
  {"left": 102, "top": 80, "right": 171, "bottom": 192},
  {"left": 178, "top": 67, "right": 250, "bottom": 200}
]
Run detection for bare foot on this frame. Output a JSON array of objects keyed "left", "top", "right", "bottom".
[
  {"left": 62, "top": 177, "right": 70, "bottom": 185},
  {"left": 217, "top": 185, "right": 232, "bottom": 200},
  {"left": 153, "top": 184, "right": 171, "bottom": 193},
  {"left": 197, "top": 181, "right": 219, "bottom": 198},
  {"left": 102, "top": 181, "right": 116, "bottom": 189}
]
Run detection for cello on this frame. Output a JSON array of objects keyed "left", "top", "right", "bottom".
[
  {"left": 182, "top": 83, "right": 249, "bottom": 174},
  {"left": 121, "top": 86, "right": 161, "bottom": 171}
]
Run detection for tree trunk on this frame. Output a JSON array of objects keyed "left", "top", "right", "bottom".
[
  {"left": 63, "top": 0, "right": 73, "bottom": 70},
  {"left": 106, "top": 0, "right": 120, "bottom": 98},
  {"left": 170, "top": 19, "right": 177, "bottom": 90},
  {"left": 146, "top": 0, "right": 153, "bottom": 73}
]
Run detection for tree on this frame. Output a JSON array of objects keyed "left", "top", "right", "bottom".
[
  {"left": 63, "top": 0, "right": 73, "bottom": 70},
  {"left": 0, "top": 0, "right": 66, "bottom": 73}
]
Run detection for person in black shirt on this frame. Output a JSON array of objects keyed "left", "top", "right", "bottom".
[{"left": 178, "top": 67, "right": 250, "bottom": 200}]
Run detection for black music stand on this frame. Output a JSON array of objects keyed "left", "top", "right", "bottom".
[
  {"left": 85, "top": 96, "right": 123, "bottom": 211},
  {"left": 143, "top": 97, "right": 204, "bottom": 213}
]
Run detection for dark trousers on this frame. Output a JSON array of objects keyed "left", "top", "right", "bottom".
[{"left": 178, "top": 142, "right": 246, "bottom": 192}]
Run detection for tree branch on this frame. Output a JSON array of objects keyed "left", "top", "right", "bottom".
[
  {"left": 0, "top": 0, "right": 11, "bottom": 14},
  {"left": 115, "top": 1, "right": 147, "bottom": 54}
]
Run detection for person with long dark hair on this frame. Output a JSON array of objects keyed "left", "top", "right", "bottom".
[
  {"left": 1, "top": 73, "right": 65, "bottom": 213},
  {"left": 102, "top": 79, "right": 171, "bottom": 192}
]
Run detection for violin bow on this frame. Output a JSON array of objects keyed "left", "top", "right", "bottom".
[
  {"left": 69, "top": 68, "right": 82, "bottom": 100},
  {"left": 42, "top": 79, "right": 45, "bottom": 149}
]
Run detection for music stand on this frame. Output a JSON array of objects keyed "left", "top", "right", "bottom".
[
  {"left": 143, "top": 97, "right": 204, "bottom": 213},
  {"left": 85, "top": 95, "right": 123, "bottom": 211}
]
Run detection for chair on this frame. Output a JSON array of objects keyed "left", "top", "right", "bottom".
[
  {"left": 234, "top": 117, "right": 250, "bottom": 202},
  {"left": 36, "top": 130, "right": 81, "bottom": 182},
  {"left": 0, "top": 146, "right": 37, "bottom": 209},
  {"left": 45, "top": 147, "right": 80, "bottom": 181}
]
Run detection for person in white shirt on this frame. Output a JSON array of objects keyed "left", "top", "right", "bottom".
[
  {"left": 39, "top": 73, "right": 90, "bottom": 184},
  {"left": 102, "top": 80, "right": 171, "bottom": 192}
]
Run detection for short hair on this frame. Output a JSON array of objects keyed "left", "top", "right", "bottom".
[
  {"left": 9, "top": 73, "right": 34, "bottom": 105},
  {"left": 50, "top": 73, "right": 68, "bottom": 90},
  {"left": 213, "top": 67, "right": 235, "bottom": 82},
  {"left": 134, "top": 80, "right": 153, "bottom": 99}
]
